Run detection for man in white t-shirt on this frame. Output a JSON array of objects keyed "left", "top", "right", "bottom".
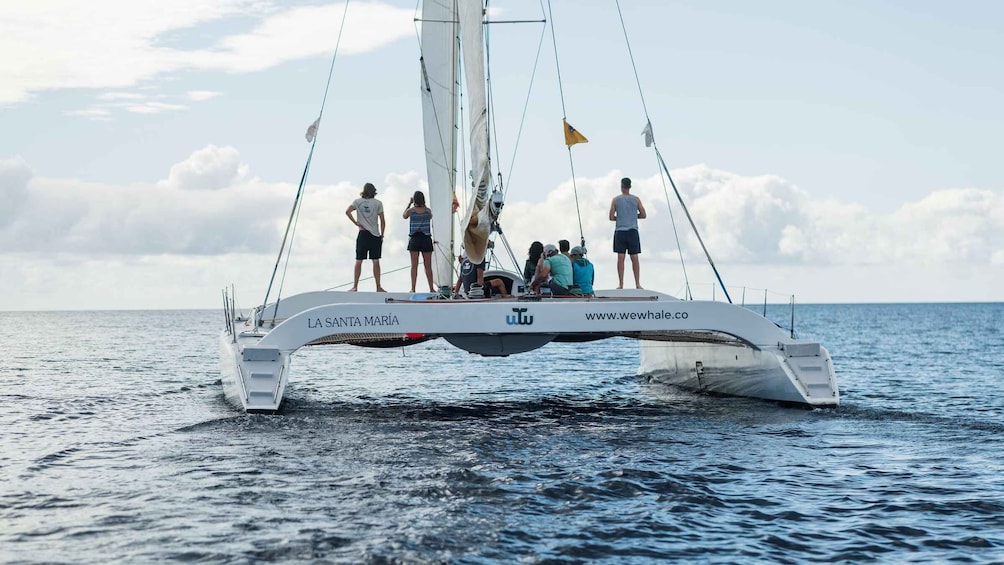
[{"left": 345, "top": 182, "right": 386, "bottom": 291}]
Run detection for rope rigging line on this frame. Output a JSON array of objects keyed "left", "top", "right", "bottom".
[
  {"left": 260, "top": 0, "right": 351, "bottom": 323},
  {"left": 485, "top": 1, "right": 501, "bottom": 193},
  {"left": 655, "top": 149, "right": 732, "bottom": 304},
  {"left": 614, "top": 0, "right": 731, "bottom": 304},
  {"left": 485, "top": 1, "right": 548, "bottom": 200},
  {"left": 491, "top": 230, "right": 522, "bottom": 282},
  {"left": 502, "top": 8, "right": 547, "bottom": 199},
  {"left": 651, "top": 150, "right": 692, "bottom": 299},
  {"left": 545, "top": 0, "right": 586, "bottom": 250},
  {"left": 413, "top": 7, "right": 459, "bottom": 219},
  {"left": 482, "top": 1, "right": 549, "bottom": 275}
]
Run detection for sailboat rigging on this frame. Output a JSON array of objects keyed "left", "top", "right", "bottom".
[{"left": 219, "top": 1, "right": 839, "bottom": 412}]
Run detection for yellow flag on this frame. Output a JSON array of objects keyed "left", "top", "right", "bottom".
[{"left": 563, "top": 119, "right": 588, "bottom": 147}]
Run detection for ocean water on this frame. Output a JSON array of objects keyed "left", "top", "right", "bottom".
[{"left": 1, "top": 303, "right": 1002, "bottom": 563}]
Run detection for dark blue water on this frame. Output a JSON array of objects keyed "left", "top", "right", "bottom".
[{"left": 1, "top": 303, "right": 1002, "bottom": 563}]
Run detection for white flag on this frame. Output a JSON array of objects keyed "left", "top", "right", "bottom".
[
  {"left": 641, "top": 120, "right": 654, "bottom": 148},
  {"left": 305, "top": 117, "right": 320, "bottom": 143}
]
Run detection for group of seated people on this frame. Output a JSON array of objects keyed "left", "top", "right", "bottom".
[
  {"left": 451, "top": 239, "right": 595, "bottom": 299},
  {"left": 524, "top": 239, "right": 595, "bottom": 297}
]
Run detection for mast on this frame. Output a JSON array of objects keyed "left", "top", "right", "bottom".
[
  {"left": 457, "top": 1, "right": 493, "bottom": 265},
  {"left": 420, "top": 0, "right": 460, "bottom": 287}
]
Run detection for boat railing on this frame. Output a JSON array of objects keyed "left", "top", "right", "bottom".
[{"left": 684, "top": 282, "right": 798, "bottom": 339}]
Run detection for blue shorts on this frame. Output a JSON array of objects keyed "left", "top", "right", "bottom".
[{"left": 613, "top": 229, "right": 641, "bottom": 255}]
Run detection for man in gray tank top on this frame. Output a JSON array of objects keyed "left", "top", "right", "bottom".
[{"left": 608, "top": 177, "right": 647, "bottom": 289}]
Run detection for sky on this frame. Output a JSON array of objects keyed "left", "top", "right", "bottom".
[{"left": 1, "top": 0, "right": 1001, "bottom": 310}]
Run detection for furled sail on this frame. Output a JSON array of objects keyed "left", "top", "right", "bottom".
[
  {"left": 420, "top": 0, "right": 460, "bottom": 287},
  {"left": 457, "top": 1, "right": 492, "bottom": 265}
]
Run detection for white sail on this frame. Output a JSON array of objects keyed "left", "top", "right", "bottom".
[
  {"left": 458, "top": 0, "right": 492, "bottom": 265},
  {"left": 420, "top": 0, "right": 460, "bottom": 288}
]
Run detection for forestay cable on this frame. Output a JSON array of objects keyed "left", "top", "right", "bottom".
[{"left": 260, "top": 0, "right": 352, "bottom": 324}]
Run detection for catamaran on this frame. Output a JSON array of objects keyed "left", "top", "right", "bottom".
[{"left": 219, "top": 1, "right": 839, "bottom": 412}]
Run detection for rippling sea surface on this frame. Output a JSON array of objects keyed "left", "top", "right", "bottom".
[{"left": 1, "top": 303, "right": 1003, "bottom": 563}]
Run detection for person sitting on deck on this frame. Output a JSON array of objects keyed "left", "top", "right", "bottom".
[
  {"left": 530, "top": 244, "right": 573, "bottom": 296},
  {"left": 558, "top": 239, "right": 571, "bottom": 259},
  {"left": 569, "top": 246, "right": 595, "bottom": 297},
  {"left": 453, "top": 253, "right": 508, "bottom": 298},
  {"left": 523, "top": 241, "right": 544, "bottom": 285}
]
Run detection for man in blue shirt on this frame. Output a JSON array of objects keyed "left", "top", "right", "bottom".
[{"left": 569, "top": 246, "right": 595, "bottom": 296}]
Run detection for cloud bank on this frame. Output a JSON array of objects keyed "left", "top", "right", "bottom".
[{"left": 0, "top": 148, "right": 1000, "bottom": 309}]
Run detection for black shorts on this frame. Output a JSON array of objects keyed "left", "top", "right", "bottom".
[
  {"left": 356, "top": 230, "right": 383, "bottom": 260},
  {"left": 407, "top": 232, "right": 434, "bottom": 253},
  {"left": 613, "top": 229, "right": 641, "bottom": 255},
  {"left": 548, "top": 280, "right": 571, "bottom": 296}
]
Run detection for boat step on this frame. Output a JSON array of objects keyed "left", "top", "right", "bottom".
[{"left": 246, "top": 371, "right": 279, "bottom": 393}]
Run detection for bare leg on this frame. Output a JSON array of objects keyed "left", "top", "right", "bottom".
[
  {"left": 409, "top": 251, "right": 419, "bottom": 292},
  {"left": 421, "top": 251, "right": 434, "bottom": 292},
  {"left": 630, "top": 254, "right": 641, "bottom": 289},
  {"left": 351, "top": 260, "right": 363, "bottom": 291},
  {"left": 373, "top": 260, "right": 386, "bottom": 292},
  {"left": 616, "top": 253, "right": 626, "bottom": 289},
  {"left": 490, "top": 279, "right": 508, "bottom": 298}
]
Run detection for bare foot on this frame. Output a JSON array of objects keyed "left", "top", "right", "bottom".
[
  {"left": 348, "top": 287, "right": 357, "bottom": 292},
  {"left": 376, "top": 287, "right": 388, "bottom": 292},
  {"left": 616, "top": 286, "right": 623, "bottom": 289},
  {"left": 409, "top": 289, "right": 416, "bottom": 293},
  {"left": 636, "top": 285, "right": 643, "bottom": 289}
]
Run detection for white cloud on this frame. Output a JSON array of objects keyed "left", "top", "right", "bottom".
[
  {"left": 0, "top": 151, "right": 1001, "bottom": 309},
  {"left": 0, "top": 1, "right": 415, "bottom": 105},
  {"left": 123, "top": 101, "right": 189, "bottom": 114},
  {"left": 187, "top": 90, "right": 222, "bottom": 101},
  {"left": 162, "top": 145, "right": 249, "bottom": 190},
  {"left": 97, "top": 92, "right": 149, "bottom": 101}
]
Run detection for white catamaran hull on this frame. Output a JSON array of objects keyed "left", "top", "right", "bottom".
[
  {"left": 219, "top": 289, "right": 838, "bottom": 412},
  {"left": 639, "top": 340, "right": 837, "bottom": 406}
]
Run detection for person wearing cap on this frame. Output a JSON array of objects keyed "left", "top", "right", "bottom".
[
  {"left": 346, "top": 182, "right": 387, "bottom": 292},
  {"left": 569, "top": 246, "right": 595, "bottom": 297},
  {"left": 531, "top": 243, "right": 573, "bottom": 295},
  {"left": 609, "top": 176, "right": 647, "bottom": 289}
]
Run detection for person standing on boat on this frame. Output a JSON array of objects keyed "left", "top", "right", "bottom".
[
  {"left": 569, "top": 246, "right": 595, "bottom": 297},
  {"left": 531, "top": 244, "right": 573, "bottom": 296},
  {"left": 609, "top": 177, "right": 647, "bottom": 289},
  {"left": 403, "top": 190, "right": 435, "bottom": 293},
  {"left": 346, "top": 182, "right": 387, "bottom": 292}
]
